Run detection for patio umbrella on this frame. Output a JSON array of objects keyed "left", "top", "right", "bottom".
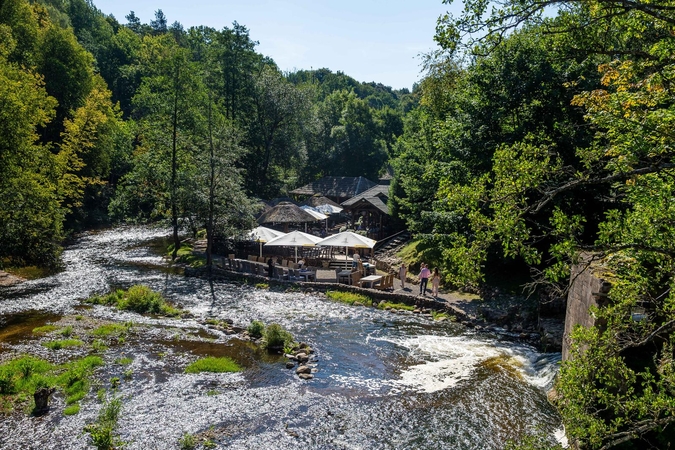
[
  {"left": 300, "top": 205, "right": 329, "bottom": 233},
  {"left": 264, "top": 230, "right": 322, "bottom": 263},
  {"left": 248, "top": 226, "right": 286, "bottom": 257},
  {"left": 313, "top": 203, "right": 343, "bottom": 214},
  {"left": 317, "top": 231, "right": 377, "bottom": 260},
  {"left": 257, "top": 201, "right": 319, "bottom": 232}
]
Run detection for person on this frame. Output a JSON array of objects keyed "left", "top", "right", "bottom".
[
  {"left": 267, "top": 257, "right": 275, "bottom": 278},
  {"left": 418, "top": 263, "right": 431, "bottom": 296},
  {"left": 297, "top": 258, "right": 305, "bottom": 269},
  {"left": 352, "top": 252, "right": 361, "bottom": 269},
  {"left": 431, "top": 267, "right": 441, "bottom": 297},
  {"left": 399, "top": 263, "right": 407, "bottom": 289}
]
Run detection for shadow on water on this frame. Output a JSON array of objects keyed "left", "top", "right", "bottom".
[{"left": 0, "top": 310, "right": 62, "bottom": 352}]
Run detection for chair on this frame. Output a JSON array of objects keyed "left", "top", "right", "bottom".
[{"left": 351, "top": 271, "right": 362, "bottom": 287}]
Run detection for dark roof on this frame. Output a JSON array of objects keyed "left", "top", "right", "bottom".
[
  {"left": 301, "top": 195, "right": 341, "bottom": 208},
  {"left": 257, "top": 202, "right": 319, "bottom": 224},
  {"left": 290, "top": 176, "right": 377, "bottom": 199},
  {"left": 341, "top": 185, "right": 390, "bottom": 214}
]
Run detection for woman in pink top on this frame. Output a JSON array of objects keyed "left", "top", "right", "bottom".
[{"left": 419, "top": 263, "right": 431, "bottom": 295}]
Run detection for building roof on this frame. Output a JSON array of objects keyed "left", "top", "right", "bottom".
[
  {"left": 341, "top": 184, "right": 390, "bottom": 215},
  {"left": 290, "top": 176, "right": 377, "bottom": 199}
]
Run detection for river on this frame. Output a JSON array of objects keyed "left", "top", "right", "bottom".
[{"left": 0, "top": 226, "right": 563, "bottom": 449}]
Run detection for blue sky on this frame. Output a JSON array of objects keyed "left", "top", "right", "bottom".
[{"left": 93, "top": 0, "right": 462, "bottom": 90}]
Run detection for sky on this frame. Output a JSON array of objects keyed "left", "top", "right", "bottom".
[{"left": 92, "top": 0, "right": 462, "bottom": 91}]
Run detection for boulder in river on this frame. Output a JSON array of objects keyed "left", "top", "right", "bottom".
[{"left": 296, "top": 365, "right": 311, "bottom": 374}]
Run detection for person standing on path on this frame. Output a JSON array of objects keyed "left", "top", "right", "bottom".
[
  {"left": 267, "top": 257, "right": 275, "bottom": 278},
  {"left": 399, "top": 263, "right": 407, "bottom": 289},
  {"left": 431, "top": 267, "right": 440, "bottom": 297},
  {"left": 418, "top": 263, "right": 431, "bottom": 296}
]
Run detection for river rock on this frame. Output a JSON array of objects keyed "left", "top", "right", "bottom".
[
  {"left": 296, "top": 365, "right": 311, "bottom": 374},
  {"left": 286, "top": 361, "right": 295, "bottom": 369},
  {"left": 353, "top": 301, "right": 364, "bottom": 307},
  {"left": 298, "top": 373, "right": 313, "bottom": 380},
  {"left": 295, "top": 352, "right": 309, "bottom": 363},
  {"left": 413, "top": 309, "right": 421, "bottom": 314}
]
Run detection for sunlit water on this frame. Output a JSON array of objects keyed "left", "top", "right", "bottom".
[{"left": 0, "top": 226, "right": 563, "bottom": 449}]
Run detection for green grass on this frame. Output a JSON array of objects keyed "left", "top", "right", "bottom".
[
  {"left": 185, "top": 357, "right": 242, "bottom": 374},
  {"left": 64, "top": 404, "right": 80, "bottom": 415},
  {"left": 92, "top": 323, "right": 128, "bottom": 337},
  {"left": 431, "top": 311, "right": 453, "bottom": 321},
  {"left": 115, "top": 357, "right": 132, "bottom": 365},
  {"left": 86, "top": 285, "right": 182, "bottom": 317},
  {"left": 377, "top": 301, "right": 415, "bottom": 311},
  {"left": 59, "top": 326, "right": 74, "bottom": 337},
  {"left": 43, "top": 339, "right": 84, "bottom": 350},
  {"left": 325, "top": 290, "right": 371, "bottom": 305},
  {"left": 0, "top": 355, "right": 103, "bottom": 415},
  {"left": 84, "top": 396, "right": 123, "bottom": 449},
  {"left": 168, "top": 243, "right": 205, "bottom": 268},
  {"left": 397, "top": 240, "right": 443, "bottom": 274},
  {"left": 32, "top": 325, "right": 59, "bottom": 334},
  {"left": 254, "top": 283, "right": 269, "bottom": 289}
]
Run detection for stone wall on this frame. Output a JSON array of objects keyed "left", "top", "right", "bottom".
[{"left": 563, "top": 260, "right": 611, "bottom": 360}]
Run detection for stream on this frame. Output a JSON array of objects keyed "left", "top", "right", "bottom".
[{"left": 0, "top": 226, "right": 564, "bottom": 449}]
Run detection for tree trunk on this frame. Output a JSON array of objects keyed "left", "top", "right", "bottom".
[
  {"left": 33, "top": 387, "right": 55, "bottom": 414},
  {"left": 171, "top": 63, "right": 181, "bottom": 260}
]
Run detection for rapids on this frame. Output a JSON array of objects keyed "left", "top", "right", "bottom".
[{"left": 0, "top": 226, "right": 563, "bottom": 449}]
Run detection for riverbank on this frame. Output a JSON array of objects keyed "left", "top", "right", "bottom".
[
  {"left": 0, "top": 270, "right": 24, "bottom": 287},
  {"left": 185, "top": 266, "right": 564, "bottom": 352}
]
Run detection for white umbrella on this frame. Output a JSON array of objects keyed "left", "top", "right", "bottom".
[
  {"left": 300, "top": 205, "right": 328, "bottom": 220},
  {"left": 314, "top": 203, "right": 343, "bottom": 214},
  {"left": 317, "top": 231, "right": 377, "bottom": 262},
  {"left": 248, "top": 226, "right": 286, "bottom": 257},
  {"left": 264, "top": 230, "right": 323, "bottom": 263}
]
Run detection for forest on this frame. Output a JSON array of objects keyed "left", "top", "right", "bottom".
[{"left": 2, "top": 0, "right": 675, "bottom": 447}]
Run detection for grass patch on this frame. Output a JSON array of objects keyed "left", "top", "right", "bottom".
[
  {"left": 254, "top": 282, "right": 269, "bottom": 289},
  {"left": 397, "top": 240, "right": 443, "bottom": 274},
  {"left": 185, "top": 357, "right": 241, "bottom": 374},
  {"left": 59, "top": 325, "right": 74, "bottom": 337},
  {"left": 92, "top": 323, "right": 129, "bottom": 337},
  {"left": 326, "top": 290, "right": 371, "bottom": 305},
  {"left": 43, "top": 339, "right": 84, "bottom": 350},
  {"left": 262, "top": 323, "right": 295, "bottom": 350},
  {"left": 431, "top": 311, "right": 453, "bottom": 321},
  {"left": 168, "top": 243, "right": 205, "bottom": 268},
  {"left": 32, "top": 325, "right": 59, "bottom": 334},
  {"left": 115, "top": 357, "right": 132, "bottom": 365},
  {"left": 86, "top": 285, "right": 182, "bottom": 317},
  {"left": 84, "top": 396, "right": 123, "bottom": 450},
  {"left": 179, "top": 432, "right": 197, "bottom": 450},
  {"left": 64, "top": 404, "right": 80, "bottom": 415},
  {"left": 0, "top": 355, "right": 102, "bottom": 415},
  {"left": 377, "top": 301, "right": 415, "bottom": 311}
]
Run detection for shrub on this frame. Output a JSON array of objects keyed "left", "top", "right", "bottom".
[
  {"left": 91, "top": 339, "right": 108, "bottom": 353},
  {"left": 115, "top": 357, "right": 132, "bottom": 366},
  {"left": 59, "top": 326, "right": 73, "bottom": 337},
  {"left": 262, "top": 323, "right": 295, "bottom": 350},
  {"left": 326, "top": 290, "right": 371, "bottom": 305},
  {"left": 185, "top": 357, "right": 241, "bottom": 374},
  {"left": 247, "top": 320, "right": 265, "bottom": 338}
]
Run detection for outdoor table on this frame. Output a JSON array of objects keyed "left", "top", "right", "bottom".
[
  {"left": 362, "top": 263, "right": 375, "bottom": 276},
  {"left": 297, "top": 270, "right": 315, "bottom": 282},
  {"left": 337, "top": 270, "right": 353, "bottom": 284},
  {"left": 359, "top": 275, "right": 382, "bottom": 289}
]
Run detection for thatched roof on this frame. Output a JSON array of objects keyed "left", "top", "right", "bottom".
[
  {"left": 257, "top": 202, "right": 319, "bottom": 224},
  {"left": 290, "top": 176, "right": 377, "bottom": 200},
  {"left": 302, "top": 195, "right": 341, "bottom": 209}
]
